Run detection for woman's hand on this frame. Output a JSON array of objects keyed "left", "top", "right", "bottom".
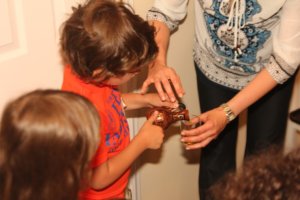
[
  {"left": 181, "top": 107, "right": 228, "bottom": 149},
  {"left": 144, "top": 93, "right": 179, "bottom": 108},
  {"left": 140, "top": 61, "right": 185, "bottom": 103}
]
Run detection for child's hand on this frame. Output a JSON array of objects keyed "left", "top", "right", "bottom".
[
  {"left": 138, "top": 111, "right": 164, "bottom": 149},
  {"left": 145, "top": 93, "right": 178, "bottom": 108}
]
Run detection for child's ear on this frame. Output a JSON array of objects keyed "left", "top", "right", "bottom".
[{"left": 92, "top": 68, "right": 103, "bottom": 77}]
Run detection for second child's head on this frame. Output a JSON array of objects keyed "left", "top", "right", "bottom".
[
  {"left": 60, "top": 0, "right": 158, "bottom": 85},
  {"left": 0, "top": 90, "right": 100, "bottom": 200}
]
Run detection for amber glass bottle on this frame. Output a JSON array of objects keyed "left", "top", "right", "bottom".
[{"left": 146, "top": 103, "right": 190, "bottom": 129}]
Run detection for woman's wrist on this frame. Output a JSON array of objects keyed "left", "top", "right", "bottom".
[{"left": 220, "top": 103, "right": 237, "bottom": 123}]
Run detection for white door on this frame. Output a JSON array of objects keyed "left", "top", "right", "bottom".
[{"left": 0, "top": 0, "right": 64, "bottom": 113}]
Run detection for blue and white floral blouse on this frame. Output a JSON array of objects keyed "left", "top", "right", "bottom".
[{"left": 148, "top": 0, "right": 300, "bottom": 90}]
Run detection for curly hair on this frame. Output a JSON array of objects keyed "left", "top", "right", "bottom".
[
  {"left": 0, "top": 90, "right": 100, "bottom": 200},
  {"left": 60, "top": 0, "right": 158, "bottom": 83},
  {"left": 209, "top": 146, "right": 300, "bottom": 200}
]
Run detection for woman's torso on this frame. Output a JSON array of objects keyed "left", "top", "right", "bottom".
[{"left": 194, "top": 0, "right": 286, "bottom": 89}]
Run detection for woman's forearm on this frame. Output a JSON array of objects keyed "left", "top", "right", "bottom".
[
  {"left": 149, "top": 20, "right": 170, "bottom": 65},
  {"left": 227, "top": 68, "right": 278, "bottom": 116}
]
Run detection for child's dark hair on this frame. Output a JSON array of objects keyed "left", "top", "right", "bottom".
[
  {"left": 208, "top": 146, "right": 300, "bottom": 200},
  {"left": 60, "top": 0, "right": 158, "bottom": 82},
  {"left": 0, "top": 90, "right": 100, "bottom": 200}
]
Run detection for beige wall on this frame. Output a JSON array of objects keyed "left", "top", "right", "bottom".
[{"left": 132, "top": 1, "right": 201, "bottom": 200}]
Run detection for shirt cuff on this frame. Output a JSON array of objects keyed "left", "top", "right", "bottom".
[
  {"left": 147, "top": 7, "right": 179, "bottom": 32},
  {"left": 265, "top": 53, "right": 297, "bottom": 84}
]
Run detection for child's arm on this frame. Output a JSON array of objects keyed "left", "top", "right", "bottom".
[
  {"left": 89, "top": 111, "right": 164, "bottom": 190},
  {"left": 121, "top": 93, "right": 178, "bottom": 110}
]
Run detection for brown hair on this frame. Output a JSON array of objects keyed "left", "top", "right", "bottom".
[
  {"left": 60, "top": 0, "right": 158, "bottom": 83},
  {"left": 0, "top": 90, "right": 100, "bottom": 200},
  {"left": 209, "top": 146, "right": 300, "bottom": 200}
]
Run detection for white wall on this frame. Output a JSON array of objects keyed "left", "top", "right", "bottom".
[{"left": 132, "top": 1, "right": 201, "bottom": 200}]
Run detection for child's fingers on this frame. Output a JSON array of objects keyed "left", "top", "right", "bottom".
[{"left": 147, "top": 111, "right": 159, "bottom": 123}]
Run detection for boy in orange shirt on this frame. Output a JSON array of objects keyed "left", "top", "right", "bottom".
[{"left": 60, "top": 0, "right": 178, "bottom": 199}]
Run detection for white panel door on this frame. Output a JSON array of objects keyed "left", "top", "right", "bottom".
[{"left": 0, "top": 0, "right": 64, "bottom": 114}]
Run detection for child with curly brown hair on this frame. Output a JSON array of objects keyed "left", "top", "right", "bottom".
[{"left": 209, "top": 146, "right": 300, "bottom": 200}]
